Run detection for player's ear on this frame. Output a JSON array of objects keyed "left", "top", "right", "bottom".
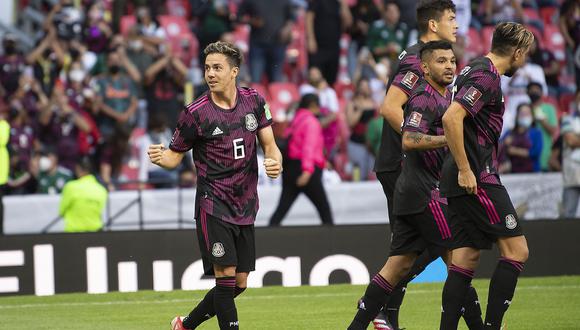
[
  {"left": 429, "top": 19, "right": 438, "bottom": 33},
  {"left": 231, "top": 66, "right": 239, "bottom": 79},
  {"left": 421, "top": 61, "right": 429, "bottom": 76}
]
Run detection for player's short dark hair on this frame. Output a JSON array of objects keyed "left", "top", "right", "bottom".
[
  {"left": 76, "top": 156, "right": 94, "bottom": 174},
  {"left": 203, "top": 41, "right": 243, "bottom": 69},
  {"left": 420, "top": 40, "right": 454, "bottom": 60},
  {"left": 299, "top": 93, "right": 320, "bottom": 109},
  {"left": 491, "top": 22, "right": 534, "bottom": 57},
  {"left": 384, "top": 0, "right": 399, "bottom": 9},
  {"left": 416, "top": 0, "right": 456, "bottom": 35}
]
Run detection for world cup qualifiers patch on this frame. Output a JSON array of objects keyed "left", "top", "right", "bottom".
[
  {"left": 401, "top": 71, "right": 419, "bottom": 89},
  {"left": 408, "top": 111, "right": 422, "bottom": 128},
  {"left": 264, "top": 103, "right": 272, "bottom": 120},
  {"left": 463, "top": 87, "right": 482, "bottom": 106}
]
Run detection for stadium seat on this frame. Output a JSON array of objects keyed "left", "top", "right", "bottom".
[
  {"left": 465, "top": 27, "right": 484, "bottom": 60},
  {"left": 120, "top": 15, "right": 136, "bottom": 35},
  {"left": 543, "top": 24, "right": 566, "bottom": 62},
  {"left": 526, "top": 25, "right": 545, "bottom": 45},
  {"left": 267, "top": 100, "right": 289, "bottom": 123},
  {"left": 165, "top": 0, "right": 191, "bottom": 18},
  {"left": 334, "top": 82, "right": 354, "bottom": 101},
  {"left": 250, "top": 83, "right": 270, "bottom": 102},
  {"left": 481, "top": 26, "right": 495, "bottom": 53},
  {"left": 158, "top": 15, "right": 189, "bottom": 37},
  {"left": 559, "top": 93, "right": 576, "bottom": 114},
  {"left": 523, "top": 8, "right": 541, "bottom": 21},
  {"left": 539, "top": 6, "right": 558, "bottom": 25},
  {"left": 268, "top": 82, "right": 300, "bottom": 107}
]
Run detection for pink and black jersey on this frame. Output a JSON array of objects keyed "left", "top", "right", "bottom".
[
  {"left": 394, "top": 81, "right": 452, "bottom": 216},
  {"left": 374, "top": 41, "right": 424, "bottom": 173},
  {"left": 441, "top": 57, "right": 504, "bottom": 197},
  {"left": 169, "top": 87, "right": 273, "bottom": 225}
]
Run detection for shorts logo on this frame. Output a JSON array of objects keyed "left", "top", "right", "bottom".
[
  {"left": 505, "top": 214, "right": 517, "bottom": 229},
  {"left": 408, "top": 111, "right": 422, "bottom": 128},
  {"left": 398, "top": 50, "right": 407, "bottom": 60},
  {"left": 212, "top": 242, "right": 225, "bottom": 257},
  {"left": 463, "top": 87, "right": 482, "bottom": 106},
  {"left": 245, "top": 113, "right": 258, "bottom": 131},
  {"left": 401, "top": 72, "right": 419, "bottom": 89}
]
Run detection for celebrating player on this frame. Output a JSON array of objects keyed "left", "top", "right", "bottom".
[
  {"left": 372, "top": 0, "right": 459, "bottom": 328},
  {"left": 348, "top": 40, "right": 483, "bottom": 330},
  {"left": 148, "top": 41, "right": 282, "bottom": 330},
  {"left": 439, "top": 23, "right": 534, "bottom": 330}
]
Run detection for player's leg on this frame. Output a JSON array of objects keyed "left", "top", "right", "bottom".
[
  {"left": 213, "top": 264, "right": 239, "bottom": 329},
  {"left": 348, "top": 217, "right": 423, "bottom": 330},
  {"left": 269, "top": 160, "right": 302, "bottom": 226},
  {"left": 301, "top": 167, "right": 334, "bottom": 225},
  {"left": 484, "top": 235, "right": 528, "bottom": 330}
]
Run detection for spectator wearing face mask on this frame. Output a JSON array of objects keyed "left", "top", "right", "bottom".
[
  {"left": 34, "top": 148, "right": 73, "bottom": 194},
  {"left": 500, "top": 103, "right": 543, "bottom": 173},
  {"left": 527, "top": 81, "right": 558, "bottom": 171}
]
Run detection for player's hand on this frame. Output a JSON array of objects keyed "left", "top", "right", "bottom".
[
  {"left": 264, "top": 158, "right": 282, "bottom": 179},
  {"left": 148, "top": 144, "right": 165, "bottom": 166},
  {"left": 296, "top": 171, "right": 311, "bottom": 187},
  {"left": 458, "top": 168, "right": 477, "bottom": 195}
]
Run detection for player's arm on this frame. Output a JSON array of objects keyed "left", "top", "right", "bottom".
[
  {"left": 380, "top": 86, "right": 408, "bottom": 133},
  {"left": 402, "top": 131, "right": 446, "bottom": 151},
  {"left": 442, "top": 102, "right": 477, "bottom": 194},
  {"left": 257, "top": 126, "right": 283, "bottom": 179},
  {"left": 148, "top": 144, "right": 185, "bottom": 170}
]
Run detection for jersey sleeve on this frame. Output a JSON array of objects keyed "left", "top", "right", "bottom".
[
  {"left": 454, "top": 69, "right": 498, "bottom": 117},
  {"left": 391, "top": 54, "right": 422, "bottom": 96},
  {"left": 169, "top": 106, "right": 199, "bottom": 152},
  {"left": 256, "top": 94, "right": 273, "bottom": 129},
  {"left": 402, "top": 92, "right": 436, "bottom": 134}
]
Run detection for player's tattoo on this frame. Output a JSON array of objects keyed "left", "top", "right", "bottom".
[
  {"left": 403, "top": 131, "right": 446, "bottom": 149},
  {"left": 407, "top": 132, "right": 423, "bottom": 144}
]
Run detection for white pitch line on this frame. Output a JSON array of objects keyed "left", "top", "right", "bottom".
[{"left": 0, "top": 284, "right": 578, "bottom": 310}]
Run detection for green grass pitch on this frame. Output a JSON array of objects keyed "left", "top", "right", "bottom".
[{"left": 1, "top": 276, "right": 579, "bottom": 329}]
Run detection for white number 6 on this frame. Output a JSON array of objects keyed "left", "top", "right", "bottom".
[{"left": 233, "top": 138, "right": 245, "bottom": 160}]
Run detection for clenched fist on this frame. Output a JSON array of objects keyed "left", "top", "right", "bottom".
[
  {"left": 148, "top": 144, "right": 165, "bottom": 166},
  {"left": 263, "top": 158, "right": 282, "bottom": 179}
]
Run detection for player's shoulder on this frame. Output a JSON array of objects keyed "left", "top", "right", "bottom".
[
  {"left": 459, "top": 57, "right": 498, "bottom": 78},
  {"left": 238, "top": 86, "right": 263, "bottom": 100},
  {"left": 185, "top": 93, "right": 211, "bottom": 114}
]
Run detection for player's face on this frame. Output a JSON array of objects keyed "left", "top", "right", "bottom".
[
  {"left": 204, "top": 53, "right": 239, "bottom": 93},
  {"left": 435, "top": 10, "right": 458, "bottom": 43},
  {"left": 505, "top": 46, "right": 531, "bottom": 77},
  {"left": 424, "top": 49, "right": 456, "bottom": 86}
]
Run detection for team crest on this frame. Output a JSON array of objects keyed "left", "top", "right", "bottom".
[
  {"left": 505, "top": 214, "right": 517, "bottom": 229},
  {"left": 462, "top": 87, "right": 482, "bottom": 106},
  {"left": 212, "top": 242, "right": 225, "bottom": 257},
  {"left": 401, "top": 72, "right": 419, "bottom": 89},
  {"left": 245, "top": 113, "right": 258, "bottom": 131},
  {"left": 408, "top": 111, "right": 422, "bottom": 128}
]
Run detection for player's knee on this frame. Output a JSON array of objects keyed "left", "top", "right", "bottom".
[{"left": 514, "top": 244, "right": 529, "bottom": 263}]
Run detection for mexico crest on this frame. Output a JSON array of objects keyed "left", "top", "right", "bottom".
[
  {"left": 245, "top": 113, "right": 258, "bottom": 131},
  {"left": 212, "top": 242, "right": 225, "bottom": 257}
]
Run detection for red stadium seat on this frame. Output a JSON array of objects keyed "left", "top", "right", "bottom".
[
  {"left": 523, "top": 8, "right": 541, "bottom": 21},
  {"left": 481, "top": 26, "right": 495, "bottom": 53},
  {"left": 158, "top": 15, "right": 189, "bottom": 37},
  {"left": 559, "top": 93, "right": 576, "bottom": 114},
  {"left": 465, "top": 27, "right": 484, "bottom": 60},
  {"left": 267, "top": 100, "right": 289, "bottom": 123},
  {"left": 268, "top": 83, "right": 300, "bottom": 107},
  {"left": 250, "top": 83, "right": 270, "bottom": 103},
  {"left": 526, "top": 25, "right": 545, "bottom": 45},
  {"left": 120, "top": 15, "right": 136, "bottom": 35},
  {"left": 543, "top": 24, "right": 566, "bottom": 62},
  {"left": 540, "top": 6, "right": 558, "bottom": 25}
]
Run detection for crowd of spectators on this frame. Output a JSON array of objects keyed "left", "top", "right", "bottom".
[{"left": 0, "top": 0, "right": 577, "bottom": 196}]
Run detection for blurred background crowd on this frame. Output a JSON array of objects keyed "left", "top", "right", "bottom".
[{"left": 0, "top": 0, "right": 578, "bottom": 196}]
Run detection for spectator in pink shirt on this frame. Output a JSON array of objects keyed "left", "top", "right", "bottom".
[{"left": 269, "top": 94, "right": 333, "bottom": 226}]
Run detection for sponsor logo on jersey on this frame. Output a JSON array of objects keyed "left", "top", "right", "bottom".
[
  {"left": 401, "top": 72, "right": 419, "bottom": 89},
  {"left": 245, "top": 113, "right": 258, "bottom": 131},
  {"left": 462, "top": 87, "right": 482, "bottom": 106},
  {"left": 408, "top": 111, "right": 422, "bottom": 127},
  {"left": 212, "top": 242, "right": 225, "bottom": 257},
  {"left": 212, "top": 126, "right": 224, "bottom": 136}
]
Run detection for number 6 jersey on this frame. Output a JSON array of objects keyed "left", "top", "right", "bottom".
[{"left": 169, "top": 87, "right": 273, "bottom": 225}]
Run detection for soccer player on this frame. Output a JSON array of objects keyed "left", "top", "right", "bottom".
[
  {"left": 148, "top": 41, "right": 282, "bottom": 330},
  {"left": 372, "top": 1, "right": 459, "bottom": 328},
  {"left": 349, "top": 40, "right": 483, "bottom": 330},
  {"left": 439, "top": 23, "right": 534, "bottom": 330}
]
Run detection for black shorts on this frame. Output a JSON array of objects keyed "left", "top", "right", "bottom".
[
  {"left": 447, "top": 184, "right": 524, "bottom": 250},
  {"left": 196, "top": 210, "right": 256, "bottom": 276},
  {"left": 390, "top": 200, "right": 452, "bottom": 257},
  {"left": 377, "top": 169, "right": 401, "bottom": 232}
]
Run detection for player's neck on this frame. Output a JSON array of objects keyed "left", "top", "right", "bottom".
[
  {"left": 211, "top": 87, "right": 238, "bottom": 110},
  {"left": 425, "top": 76, "right": 447, "bottom": 96},
  {"left": 419, "top": 32, "right": 443, "bottom": 43},
  {"left": 485, "top": 53, "right": 509, "bottom": 76}
]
